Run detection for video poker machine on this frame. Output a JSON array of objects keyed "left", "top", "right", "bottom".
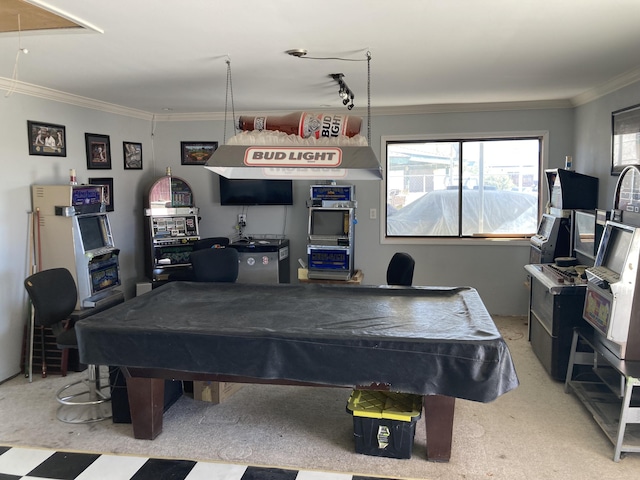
[
  {"left": 143, "top": 168, "right": 200, "bottom": 284},
  {"left": 306, "top": 184, "right": 356, "bottom": 281},
  {"left": 31, "top": 184, "right": 123, "bottom": 310},
  {"left": 583, "top": 166, "right": 640, "bottom": 360},
  {"left": 529, "top": 168, "right": 598, "bottom": 264}
]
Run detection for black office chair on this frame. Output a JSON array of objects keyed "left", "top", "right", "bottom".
[
  {"left": 386, "top": 252, "right": 416, "bottom": 286},
  {"left": 190, "top": 246, "right": 239, "bottom": 282},
  {"left": 192, "top": 236, "right": 230, "bottom": 250},
  {"left": 24, "top": 268, "right": 111, "bottom": 423}
]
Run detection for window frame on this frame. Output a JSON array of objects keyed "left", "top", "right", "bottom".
[{"left": 379, "top": 131, "right": 548, "bottom": 246}]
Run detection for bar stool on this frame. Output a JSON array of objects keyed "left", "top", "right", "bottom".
[{"left": 24, "top": 268, "right": 112, "bottom": 423}]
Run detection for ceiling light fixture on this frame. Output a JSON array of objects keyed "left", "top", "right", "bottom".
[
  {"left": 330, "top": 73, "right": 355, "bottom": 110},
  {"left": 205, "top": 50, "right": 381, "bottom": 181},
  {"left": 285, "top": 49, "right": 308, "bottom": 58}
]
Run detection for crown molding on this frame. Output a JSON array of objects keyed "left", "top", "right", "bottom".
[
  {"left": 0, "top": 77, "right": 152, "bottom": 120},
  {"left": 3, "top": 71, "right": 639, "bottom": 122},
  {"left": 571, "top": 66, "right": 640, "bottom": 106}
]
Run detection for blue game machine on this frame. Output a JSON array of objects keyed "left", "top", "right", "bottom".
[{"left": 306, "top": 184, "right": 356, "bottom": 281}]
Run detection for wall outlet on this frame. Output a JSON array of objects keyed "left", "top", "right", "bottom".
[
  {"left": 369, "top": 208, "right": 377, "bottom": 220},
  {"left": 238, "top": 213, "right": 246, "bottom": 225}
]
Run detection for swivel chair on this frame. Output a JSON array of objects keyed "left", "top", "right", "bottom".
[
  {"left": 192, "top": 236, "right": 230, "bottom": 250},
  {"left": 24, "top": 268, "right": 112, "bottom": 423},
  {"left": 386, "top": 252, "right": 416, "bottom": 286},
  {"left": 190, "top": 246, "right": 239, "bottom": 282}
]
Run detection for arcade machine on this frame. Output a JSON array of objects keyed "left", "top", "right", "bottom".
[
  {"left": 583, "top": 165, "right": 640, "bottom": 360},
  {"left": 525, "top": 168, "right": 599, "bottom": 380},
  {"left": 29, "top": 184, "right": 123, "bottom": 376},
  {"left": 143, "top": 168, "right": 200, "bottom": 284},
  {"left": 530, "top": 168, "right": 599, "bottom": 264},
  {"left": 306, "top": 184, "right": 356, "bottom": 281},
  {"left": 31, "top": 184, "right": 123, "bottom": 311}
]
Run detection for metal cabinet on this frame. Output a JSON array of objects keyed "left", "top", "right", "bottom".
[{"left": 526, "top": 265, "right": 587, "bottom": 381}]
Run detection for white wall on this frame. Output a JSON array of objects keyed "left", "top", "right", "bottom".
[{"left": 2, "top": 83, "right": 637, "bottom": 382}]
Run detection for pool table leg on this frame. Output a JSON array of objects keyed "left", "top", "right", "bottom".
[
  {"left": 423, "top": 394, "right": 455, "bottom": 462},
  {"left": 126, "top": 376, "right": 165, "bottom": 440}
]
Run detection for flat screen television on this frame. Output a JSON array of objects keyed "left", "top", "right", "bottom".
[{"left": 219, "top": 178, "right": 293, "bottom": 206}]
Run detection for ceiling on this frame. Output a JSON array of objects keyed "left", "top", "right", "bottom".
[{"left": 2, "top": 0, "right": 640, "bottom": 117}]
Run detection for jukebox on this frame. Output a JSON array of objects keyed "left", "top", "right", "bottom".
[
  {"left": 31, "top": 184, "right": 123, "bottom": 310},
  {"left": 306, "top": 184, "right": 356, "bottom": 281},
  {"left": 143, "top": 168, "right": 200, "bottom": 284}
]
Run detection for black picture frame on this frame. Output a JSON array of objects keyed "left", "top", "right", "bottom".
[
  {"left": 88, "top": 177, "right": 114, "bottom": 212},
  {"left": 123, "top": 141, "right": 143, "bottom": 170},
  {"left": 612, "top": 103, "right": 640, "bottom": 175},
  {"left": 85, "top": 133, "right": 112, "bottom": 169},
  {"left": 181, "top": 141, "right": 218, "bottom": 165},
  {"left": 27, "top": 120, "right": 66, "bottom": 157}
]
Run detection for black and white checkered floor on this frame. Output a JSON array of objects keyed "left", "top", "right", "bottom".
[{"left": 0, "top": 446, "right": 386, "bottom": 480}]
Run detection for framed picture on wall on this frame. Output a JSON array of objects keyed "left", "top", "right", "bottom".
[
  {"left": 123, "top": 141, "right": 143, "bottom": 169},
  {"left": 181, "top": 141, "right": 218, "bottom": 165},
  {"left": 85, "top": 133, "right": 112, "bottom": 169},
  {"left": 612, "top": 103, "right": 640, "bottom": 175},
  {"left": 27, "top": 120, "right": 66, "bottom": 157},
  {"left": 88, "top": 177, "right": 114, "bottom": 212}
]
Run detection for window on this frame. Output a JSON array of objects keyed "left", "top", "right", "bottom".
[{"left": 385, "top": 135, "right": 541, "bottom": 238}]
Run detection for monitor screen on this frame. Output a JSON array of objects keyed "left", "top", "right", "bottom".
[
  {"left": 78, "top": 215, "right": 107, "bottom": 251},
  {"left": 311, "top": 210, "right": 348, "bottom": 236},
  {"left": 537, "top": 215, "right": 555, "bottom": 238},
  {"left": 601, "top": 225, "right": 633, "bottom": 275},
  {"left": 573, "top": 210, "right": 596, "bottom": 260},
  {"left": 219, "top": 178, "right": 293, "bottom": 206}
]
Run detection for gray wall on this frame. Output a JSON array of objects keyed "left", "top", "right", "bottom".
[
  {"left": 575, "top": 82, "right": 640, "bottom": 206},
  {"left": 2, "top": 81, "right": 639, "bottom": 382}
]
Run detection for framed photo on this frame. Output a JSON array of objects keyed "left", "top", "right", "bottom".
[
  {"left": 27, "top": 121, "right": 66, "bottom": 157},
  {"left": 123, "top": 141, "right": 143, "bottom": 170},
  {"left": 612, "top": 103, "right": 640, "bottom": 175},
  {"left": 85, "top": 133, "right": 112, "bottom": 169},
  {"left": 181, "top": 141, "right": 218, "bottom": 165},
  {"left": 88, "top": 177, "right": 114, "bottom": 212}
]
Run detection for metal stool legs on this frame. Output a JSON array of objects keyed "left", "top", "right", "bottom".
[{"left": 55, "top": 364, "right": 112, "bottom": 423}]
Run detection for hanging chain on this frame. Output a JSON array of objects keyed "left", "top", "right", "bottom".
[
  {"left": 223, "top": 57, "right": 237, "bottom": 144},
  {"left": 367, "top": 51, "right": 371, "bottom": 146}
]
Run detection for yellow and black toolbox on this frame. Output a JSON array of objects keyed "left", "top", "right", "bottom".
[{"left": 346, "top": 390, "right": 423, "bottom": 459}]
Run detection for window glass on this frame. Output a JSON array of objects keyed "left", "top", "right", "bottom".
[{"left": 386, "top": 137, "right": 540, "bottom": 238}]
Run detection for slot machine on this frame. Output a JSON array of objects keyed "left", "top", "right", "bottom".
[
  {"left": 583, "top": 220, "right": 640, "bottom": 360},
  {"left": 306, "top": 184, "right": 356, "bottom": 281},
  {"left": 529, "top": 168, "right": 598, "bottom": 264},
  {"left": 581, "top": 166, "right": 640, "bottom": 360},
  {"left": 31, "top": 184, "right": 123, "bottom": 310},
  {"left": 143, "top": 168, "right": 200, "bottom": 284}
]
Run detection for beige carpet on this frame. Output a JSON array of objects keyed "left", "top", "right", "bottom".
[{"left": 1, "top": 316, "right": 640, "bottom": 479}]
